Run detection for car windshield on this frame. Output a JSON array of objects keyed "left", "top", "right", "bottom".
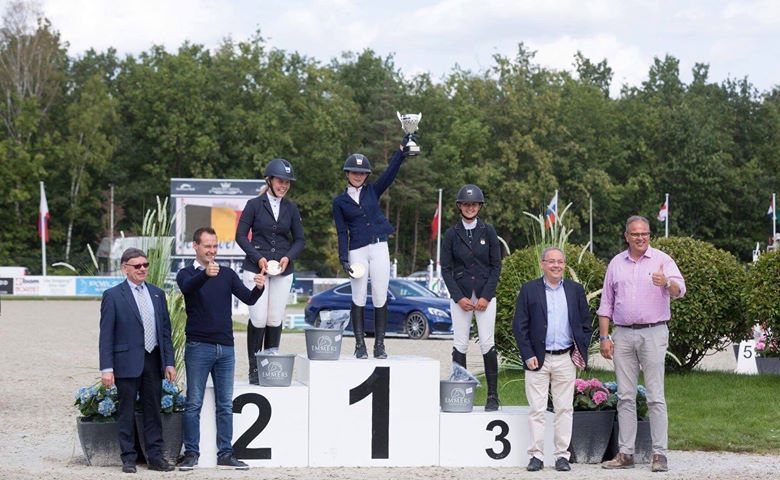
[{"left": 389, "top": 281, "right": 436, "bottom": 298}]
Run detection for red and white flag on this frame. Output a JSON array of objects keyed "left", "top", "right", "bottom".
[
  {"left": 768, "top": 198, "right": 776, "bottom": 219},
  {"left": 544, "top": 191, "right": 558, "bottom": 229},
  {"left": 657, "top": 199, "right": 668, "bottom": 222},
  {"left": 39, "top": 182, "right": 49, "bottom": 243},
  {"left": 430, "top": 205, "right": 440, "bottom": 241}
]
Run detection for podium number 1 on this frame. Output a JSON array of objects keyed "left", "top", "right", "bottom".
[{"left": 349, "top": 366, "right": 390, "bottom": 459}]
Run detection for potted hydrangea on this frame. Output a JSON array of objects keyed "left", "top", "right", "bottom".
[
  {"left": 568, "top": 378, "right": 617, "bottom": 464},
  {"left": 74, "top": 380, "right": 185, "bottom": 466},
  {"left": 74, "top": 383, "right": 121, "bottom": 466},
  {"left": 755, "top": 332, "right": 780, "bottom": 375},
  {"left": 134, "top": 379, "right": 186, "bottom": 462},
  {"left": 602, "top": 382, "right": 652, "bottom": 463}
]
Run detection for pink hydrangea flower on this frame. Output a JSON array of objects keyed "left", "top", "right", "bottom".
[
  {"left": 756, "top": 341, "right": 766, "bottom": 351},
  {"left": 592, "top": 390, "right": 608, "bottom": 405},
  {"left": 575, "top": 379, "right": 587, "bottom": 393},
  {"left": 589, "top": 378, "right": 603, "bottom": 389}
]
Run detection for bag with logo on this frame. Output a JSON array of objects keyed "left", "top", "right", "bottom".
[
  {"left": 317, "top": 309, "right": 351, "bottom": 331},
  {"left": 448, "top": 363, "right": 480, "bottom": 386}
]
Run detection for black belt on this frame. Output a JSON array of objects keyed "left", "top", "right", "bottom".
[
  {"left": 370, "top": 235, "right": 388, "bottom": 244},
  {"left": 545, "top": 346, "right": 573, "bottom": 355},
  {"left": 617, "top": 321, "right": 668, "bottom": 330}
]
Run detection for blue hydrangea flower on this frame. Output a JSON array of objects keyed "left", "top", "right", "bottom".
[
  {"left": 162, "top": 379, "right": 178, "bottom": 395},
  {"left": 604, "top": 382, "right": 618, "bottom": 392},
  {"left": 161, "top": 395, "right": 174, "bottom": 410},
  {"left": 77, "top": 387, "right": 90, "bottom": 403},
  {"left": 107, "top": 385, "right": 118, "bottom": 397},
  {"left": 174, "top": 394, "right": 186, "bottom": 408},
  {"left": 97, "top": 398, "right": 116, "bottom": 417},
  {"left": 637, "top": 385, "right": 647, "bottom": 397}
]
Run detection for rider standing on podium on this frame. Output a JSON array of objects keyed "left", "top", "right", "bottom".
[
  {"left": 332, "top": 135, "right": 415, "bottom": 359},
  {"left": 441, "top": 184, "right": 503, "bottom": 411}
]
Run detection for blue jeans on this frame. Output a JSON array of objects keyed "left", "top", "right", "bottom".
[{"left": 183, "top": 341, "right": 235, "bottom": 459}]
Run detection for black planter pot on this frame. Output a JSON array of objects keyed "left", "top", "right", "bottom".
[
  {"left": 756, "top": 356, "right": 780, "bottom": 375},
  {"left": 76, "top": 417, "right": 121, "bottom": 466},
  {"left": 569, "top": 410, "right": 616, "bottom": 464},
  {"left": 134, "top": 411, "right": 184, "bottom": 462},
  {"left": 603, "top": 419, "right": 652, "bottom": 463}
]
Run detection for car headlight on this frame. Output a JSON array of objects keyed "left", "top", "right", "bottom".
[{"left": 427, "top": 307, "right": 449, "bottom": 318}]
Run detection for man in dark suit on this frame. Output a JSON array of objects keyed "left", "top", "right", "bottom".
[
  {"left": 513, "top": 247, "right": 592, "bottom": 472},
  {"left": 99, "top": 248, "right": 176, "bottom": 473}
]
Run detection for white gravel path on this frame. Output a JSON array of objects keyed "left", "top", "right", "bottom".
[{"left": 0, "top": 299, "right": 777, "bottom": 480}]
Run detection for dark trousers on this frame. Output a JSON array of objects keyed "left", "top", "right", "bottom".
[{"left": 115, "top": 347, "right": 164, "bottom": 464}]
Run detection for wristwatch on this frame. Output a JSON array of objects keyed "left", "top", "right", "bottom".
[
  {"left": 665, "top": 279, "right": 672, "bottom": 289},
  {"left": 599, "top": 335, "right": 612, "bottom": 342}
]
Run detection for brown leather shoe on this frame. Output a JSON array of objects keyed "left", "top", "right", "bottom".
[
  {"left": 601, "top": 452, "right": 635, "bottom": 469},
  {"left": 651, "top": 454, "right": 669, "bottom": 472}
]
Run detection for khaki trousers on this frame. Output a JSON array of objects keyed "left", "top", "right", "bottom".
[
  {"left": 525, "top": 352, "right": 576, "bottom": 460},
  {"left": 613, "top": 323, "right": 669, "bottom": 456}
]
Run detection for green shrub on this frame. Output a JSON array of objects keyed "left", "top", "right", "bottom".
[
  {"left": 494, "top": 244, "right": 605, "bottom": 365},
  {"left": 653, "top": 237, "right": 749, "bottom": 371},
  {"left": 744, "top": 251, "right": 780, "bottom": 333}
]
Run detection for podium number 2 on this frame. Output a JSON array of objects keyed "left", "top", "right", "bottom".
[
  {"left": 485, "top": 420, "right": 511, "bottom": 459},
  {"left": 349, "top": 366, "right": 390, "bottom": 459},
  {"left": 232, "top": 393, "right": 272, "bottom": 460}
]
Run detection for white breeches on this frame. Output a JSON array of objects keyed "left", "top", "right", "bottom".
[
  {"left": 348, "top": 242, "right": 391, "bottom": 308},
  {"left": 450, "top": 293, "right": 496, "bottom": 355},
  {"left": 242, "top": 270, "right": 293, "bottom": 328}
]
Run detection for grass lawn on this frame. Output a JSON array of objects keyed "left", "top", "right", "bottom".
[{"left": 474, "top": 367, "right": 780, "bottom": 454}]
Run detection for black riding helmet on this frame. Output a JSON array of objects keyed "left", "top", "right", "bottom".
[
  {"left": 264, "top": 158, "right": 296, "bottom": 181},
  {"left": 343, "top": 153, "right": 372, "bottom": 173},
  {"left": 456, "top": 184, "right": 485, "bottom": 204}
]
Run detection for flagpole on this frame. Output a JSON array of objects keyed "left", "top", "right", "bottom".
[
  {"left": 664, "top": 193, "right": 669, "bottom": 238},
  {"left": 589, "top": 195, "right": 593, "bottom": 253},
  {"left": 435, "top": 188, "right": 442, "bottom": 281},
  {"left": 40, "top": 181, "right": 47, "bottom": 276},
  {"left": 773, "top": 192, "right": 777, "bottom": 242}
]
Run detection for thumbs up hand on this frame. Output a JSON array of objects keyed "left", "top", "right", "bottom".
[
  {"left": 651, "top": 264, "right": 667, "bottom": 287},
  {"left": 206, "top": 261, "right": 220, "bottom": 277}
]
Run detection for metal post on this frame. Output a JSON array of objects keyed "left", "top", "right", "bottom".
[
  {"left": 589, "top": 195, "right": 593, "bottom": 253},
  {"left": 109, "top": 183, "right": 114, "bottom": 274},
  {"left": 665, "top": 193, "right": 669, "bottom": 238}
]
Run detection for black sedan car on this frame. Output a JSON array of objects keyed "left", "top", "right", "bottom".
[{"left": 304, "top": 279, "right": 452, "bottom": 339}]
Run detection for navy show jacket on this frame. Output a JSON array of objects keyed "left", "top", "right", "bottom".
[
  {"left": 332, "top": 149, "right": 405, "bottom": 263},
  {"left": 441, "top": 219, "right": 502, "bottom": 301},
  {"left": 236, "top": 194, "right": 305, "bottom": 275}
]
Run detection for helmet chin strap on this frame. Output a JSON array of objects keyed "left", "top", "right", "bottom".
[
  {"left": 347, "top": 175, "right": 365, "bottom": 189},
  {"left": 267, "top": 177, "right": 281, "bottom": 197}
]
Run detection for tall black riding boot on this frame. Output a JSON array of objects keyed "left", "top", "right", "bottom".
[
  {"left": 484, "top": 346, "right": 500, "bottom": 411},
  {"left": 452, "top": 347, "right": 467, "bottom": 369},
  {"left": 373, "top": 304, "right": 388, "bottom": 359},
  {"left": 351, "top": 303, "right": 367, "bottom": 359},
  {"left": 247, "top": 323, "right": 265, "bottom": 385},
  {"left": 264, "top": 324, "right": 283, "bottom": 351}
]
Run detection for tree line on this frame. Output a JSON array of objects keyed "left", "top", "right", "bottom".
[{"left": 1, "top": 1, "right": 778, "bottom": 275}]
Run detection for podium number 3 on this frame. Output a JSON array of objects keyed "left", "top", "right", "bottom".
[
  {"left": 349, "top": 366, "right": 390, "bottom": 459},
  {"left": 485, "top": 420, "right": 511, "bottom": 459},
  {"left": 232, "top": 393, "right": 272, "bottom": 460}
]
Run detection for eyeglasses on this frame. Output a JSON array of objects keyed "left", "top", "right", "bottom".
[
  {"left": 124, "top": 262, "right": 150, "bottom": 270},
  {"left": 542, "top": 259, "right": 565, "bottom": 265},
  {"left": 628, "top": 232, "right": 651, "bottom": 238}
]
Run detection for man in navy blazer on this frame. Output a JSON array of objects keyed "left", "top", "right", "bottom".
[
  {"left": 513, "top": 246, "right": 592, "bottom": 472},
  {"left": 99, "top": 247, "right": 176, "bottom": 473}
]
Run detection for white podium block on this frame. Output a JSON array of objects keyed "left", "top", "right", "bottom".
[
  {"left": 298, "top": 355, "right": 440, "bottom": 466},
  {"left": 735, "top": 340, "right": 758, "bottom": 374},
  {"left": 439, "top": 406, "right": 555, "bottom": 467},
  {"left": 198, "top": 381, "right": 309, "bottom": 467}
]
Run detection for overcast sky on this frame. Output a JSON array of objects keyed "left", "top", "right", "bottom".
[{"left": 18, "top": 0, "right": 780, "bottom": 96}]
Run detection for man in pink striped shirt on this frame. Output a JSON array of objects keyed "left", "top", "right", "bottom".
[{"left": 597, "top": 216, "right": 685, "bottom": 473}]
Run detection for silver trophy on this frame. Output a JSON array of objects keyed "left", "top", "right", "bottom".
[{"left": 397, "top": 111, "right": 422, "bottom": 156}]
